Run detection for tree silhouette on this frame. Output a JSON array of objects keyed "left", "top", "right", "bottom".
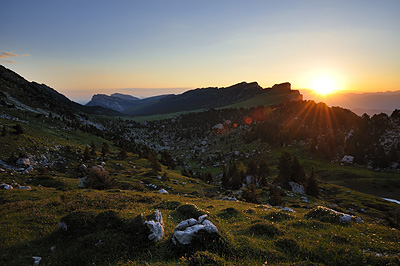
[{"left": 305, "top": 166, "right": 319, "bottom": 197}]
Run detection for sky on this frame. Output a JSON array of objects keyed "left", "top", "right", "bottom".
[{"left": 1, "top": 0, "right": 400, "bottom": 103}]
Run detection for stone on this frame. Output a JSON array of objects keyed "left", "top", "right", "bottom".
[
  {"left": 282, "top": 207, "right": 296, "bottom": 213},
  {"left": 16, "top": 185, "right": 31, "bottom": 190},
  {"left": 16, "top": 158, "right": 30, "bottom": 167},
  {"left": 144, "top": 210, "right": 164, "bottom": 242},
  {"left": 158, "top": 188, "right": 168, "bottom": 194},
  {"left": 341, "top": 155, "right": 354, "bottom": 164},
  {"left": 33, "top": 256, "right": 41, "bottom": 265},
  {"left": 0, "top": 168, "right": 5, "bottom": 173},
  {"left": 301, "top": 196, "right": 308, "bottom": 203},
  {"left": 221, "top": 196, "right": 238, "bottom": 201},
  {"left": 1, "top": 183, "right": 13, "bottom": 190},
  {"left": 289, "top": 182, "right": 305, "bottom": 195},
  {"left": 79, "top": 164, "right": 87, "bottom": 171},
  {"left": 78, "top": 176, "right": 87, "bottom": 188},
  {"left": 172, "top": 215, "right": 218, "bottom": 245}
]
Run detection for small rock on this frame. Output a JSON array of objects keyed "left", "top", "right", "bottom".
[
  {"left": 282, "top": 207, "right": 296, "bottom": 213},
  {"left": 1, "top": 183, "right": 13, "bottom": 190},
  {"left": 144, "top": 210, "right": 165, "bottom": 242},
  {"left": 158, "top": 188, "right": 168, "bottom": 194},
  {"left": 33, "top": 256, "right": 41, "bottom": 265},
  {"left": 16, "top": 158, "right": 30, "bottom": 167}
]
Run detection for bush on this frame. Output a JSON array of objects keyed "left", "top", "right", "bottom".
[
  {"left": 249, "top": 222, "right": 281, "bottom": 238},
  {"left": 217, "top": 207, "right": 240, "bottom": 219},
  {"left": 275, "top": 237, "right": 300, "bottom": 254},
  {"left": 154, "top": 200, "right": 181, "bottom": 210},
  {"left": 265, "top": 211, "right": 294, "bottom": 222},
  {"left": 94, "top": 210, "right": 123, "bottom": 230},
  {"left": 85, "top": 166, "right": 118, "bottom": 190},
  {"left": 305, "top": 206, "right": 345, "bottom": 224},
  {"left": 172, "top": 204, "right": 205, "bottom": 220},
  {"left": 58, "top": 211, "right": 96, "bottom": 235},
  {"left": 12, "top": 124, "right": 24, "bottom": 135},
  {"left": 188, "top": 251, "right": 225, "bottom": 266}
]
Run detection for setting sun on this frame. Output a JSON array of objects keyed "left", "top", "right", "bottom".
[{"left": 311, "top": 77, "right": 337, "bottom": 95}]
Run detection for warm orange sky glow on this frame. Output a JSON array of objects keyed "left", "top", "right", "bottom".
[{"left": 1, "top": 1, "right": 400, "bottom": 103}]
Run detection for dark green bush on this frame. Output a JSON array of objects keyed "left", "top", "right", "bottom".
[
  {"left": 249, "top": 222, "right": 281, "bottom": 238},
  {"left": 172, "top": 204, "right": 205, "bottom": 220},
  {"left": 265, "top": 211, "right": 294, "bottom": 222},
  {"left": 217, "top": 207, "right": 240, "bottom": 218},
  {"left": 85, "top": 166, "right": 118, "bottom": 190},
  {"left": 188, "top": 250, "right": 225, "bottom": 266},
  {"left": 94, "top": 210, "right": 123, "bottom": 230}
]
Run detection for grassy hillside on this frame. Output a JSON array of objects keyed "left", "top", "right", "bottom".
[{"left": 1, "top": 109, "right": 400, "bottom": 265}]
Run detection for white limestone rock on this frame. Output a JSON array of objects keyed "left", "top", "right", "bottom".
[
  {"left": 144, "top": 210, "right": 165, "bottom": 242},
  {"left": 289, "top": 181, "right": 305, "bottom": 195},
  {"left": 172, "top": 215, "right": 218, "bottom": 245},
  {"left": 158, "top": 188, "right": 168, "bottom": 194}
]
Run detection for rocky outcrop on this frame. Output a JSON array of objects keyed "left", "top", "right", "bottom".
[
  {"left": 172, "top": 214, "right": 218, "bottom": 245},
  {"left": 86, "top": 94, "right": 139, "bottom": 112},
  {"left": 144, "top": 210, "right": 165, "bottom": 242}
]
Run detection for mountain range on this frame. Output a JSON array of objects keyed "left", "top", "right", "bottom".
[{"left": 86, "top": 82, "right": 303, "bottom": 116}]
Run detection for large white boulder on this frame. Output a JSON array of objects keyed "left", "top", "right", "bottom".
[
  {"left": 172, "top": 215, "right": 218, "bottom": 245},
  {"left": 342, "top": 155, "right": 354, "bottom": 164}
]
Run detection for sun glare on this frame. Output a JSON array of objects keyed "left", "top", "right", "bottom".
[{"left": 311, "top": 77, "right": 337, "bottom": 96}]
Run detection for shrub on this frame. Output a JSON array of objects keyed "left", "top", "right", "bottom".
[
  {"left": 154, "top": 200, "right": 181, "bottom": 210},
  {"left": 265, "top": 211, "right": 294, "bottom": 222},
  {"left": 94, "top": 210, "right": 123, "bottom": 230},
  {"left": 217, "top": 207, "right": 240, "bottom": 219},
  {"left": 249, "top": 222, "right": 281, "bottom": 238},
  {"left": 85, "top": 166, "right": 118, "bottom": 190},
  {"left": 12, "top": 124, "right": 24, "bottom": 135},
  {"left": 188, "top": 251, "right": 225, "bottom": 266},
  {"left": 275, "top": 237, "right": 300, "bottom": 254},
  {"left": 58, "top": 211, "right": 96, "bottom": 235},
  {"left": 172, "top": 204, "right": 205, "bottom": 220}
]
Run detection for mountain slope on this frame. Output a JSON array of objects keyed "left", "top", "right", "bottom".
[
  {"left": 0, "top": 65, "right": 120, "bottom": 116},
  {"left": 87, "top": 82, "right": 303, "bottom": 116}
]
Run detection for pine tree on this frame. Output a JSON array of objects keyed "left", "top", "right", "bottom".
[
  {"left": 291, "top": 157, "right": 306, "bottom": 184},
  {"left": 277, "top": 151, "right": 292, "bottom": 188},
  {"left": 83, "top": 146, "right": 91, "bottom": 161},
  {"left": 101, "top": 142, "right": 110, "bottom": 158},
  {"left": 305, "top": 166, "right": 319, "bottom": 197},
  {"left": 242, "top": 183, "right": 259, "bottom": 203},
  {"left": 119, "top": 146, "right": 128, "bottom": 160},
  {"left": 269, "top": 184, "right": 283, "bottom": 206},
  {"left": 150, "top": 152, "right": 162, "bottom": 173},
  {"left": 205, "top": 173, "right": 213, "bottom": 184},
  {"left": 258, "top": 161, "right": 270, "bottom": 187},
  {"left": 230, "top": 162, "right": 242, "bottom": 190},
  {"left": 221, "top": 165, "right": 229, "bottom": 189},
  {"left": 90, "top": 140, "right": 97, "bottom": 155}
]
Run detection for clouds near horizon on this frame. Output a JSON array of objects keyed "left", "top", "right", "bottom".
[{"left": 0, "top": 51, "right": 30, "bottom": 63}]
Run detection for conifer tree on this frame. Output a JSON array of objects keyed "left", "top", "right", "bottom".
[
  {"left": 90, "top": 140, "right": 97, "bottom": 155},
  {"left": 305, "top": 166, "right": 319, "bottom": 197},
  {"left": 221, "top": 165, "right": 229, "bottom": 189},
  {"left": 83, "top": 146, "right": 91, "bottom": 161},
  {"left": 269, "top": 184, "right": 283, "bottom": 206},
  {"left": 258, "top": 161, "right": 270, "bottom": 187},
  {"left": 205, "top": 173, "right": 213, "bottom": 184},
  {"left": 291, "top": 157, "right": 306, "bottom": 184},
  {"left": 277, "top": 151, "right": 292, "bottom": 188},
  {"left": 101, "top": 142, "right": 110, "bottom": 158}
]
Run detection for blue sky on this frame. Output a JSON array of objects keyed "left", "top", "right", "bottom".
[{"left": 1, "top": 0, "right": 400, "bottom": 103}]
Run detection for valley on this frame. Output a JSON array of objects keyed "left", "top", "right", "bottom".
[{"left": 1, "top": 65, "right": 400, "bottom": 265}]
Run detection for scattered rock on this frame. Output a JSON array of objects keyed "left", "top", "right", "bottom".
[
  {"left": 342, "top": 155, "right": 354, "bottom": 164},
  {"left": 158, "top": 188, "right": 168, "bottom": 194},
  {"left": 305, "top": 206, "right": 362, "bottom": 224},
  {"left": 301, "top": 196, "right": 308, "bottom": 203},
  {"left": 33, "top": 256, "right": 41, "bottom": 265},
  {"left": 78, "top": 176, "right": 87, "bottom": 188},
  {"left": 289, "top": 181, "right": 305, "bottom": 195},
  {"left": 1, "top": 183, "right": 13, "bottom": 190},
  {"left": 172, "top": 214, "right": 218, "bottom": 245},
  {"left": 16, "top": 158, "right": 30, "bottom": 167},
  {"left": 282, "top": 207, "right": 296, "bottom": 213},
  {"left": 221, "top": 196, "right": 238, "bottom": 201},
  {"left": 144, "top": 210, "right": 165, "bottom": 242},
  {"left": 79, "top": 164, "right": 87, "bottom": 172}
]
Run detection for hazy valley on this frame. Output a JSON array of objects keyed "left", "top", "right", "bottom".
[{"left": 1, "top": 65, "right": 400, "bottom": 265}]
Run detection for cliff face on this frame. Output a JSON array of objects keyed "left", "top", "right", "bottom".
[{"left": 86, "top": 94, "right": 139, "bottom": 112}]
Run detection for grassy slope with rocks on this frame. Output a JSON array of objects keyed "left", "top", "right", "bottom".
[{"left": 1, "top": 108, "right": 400, "bottom": 265}]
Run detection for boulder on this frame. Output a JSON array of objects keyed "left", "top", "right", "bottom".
[
  {"left": 79, "top": 164, "right": 87, "bottom": 172},
  {"left": 144, "top": 210, "right": 164, "bottom": 242},
  {"left": 1, "top": 183, "right": 13, "bottom": 190},
  {"left": 282, "top": 207, "right": 296, "bottom": 213},
  {"left": 78, "top": 176, "right": 87, "bottom": 188},
  {"left": 158, "top": 188, "right": 168, "bottom": 194},
  {"left": 305, "top": 206, "right": 362, "bottom": 224},
  {"left": 289, "top": 182, "right": 305, "bottom": 195},
  {"left": 16, "top": 158, "right": 30, "bottom": 167},
  {"left": 342, "top": 155, "right": 354, "bottom": 164},
  {"left": 172, "top": 214, "right": 219, "bottom": 245}
]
